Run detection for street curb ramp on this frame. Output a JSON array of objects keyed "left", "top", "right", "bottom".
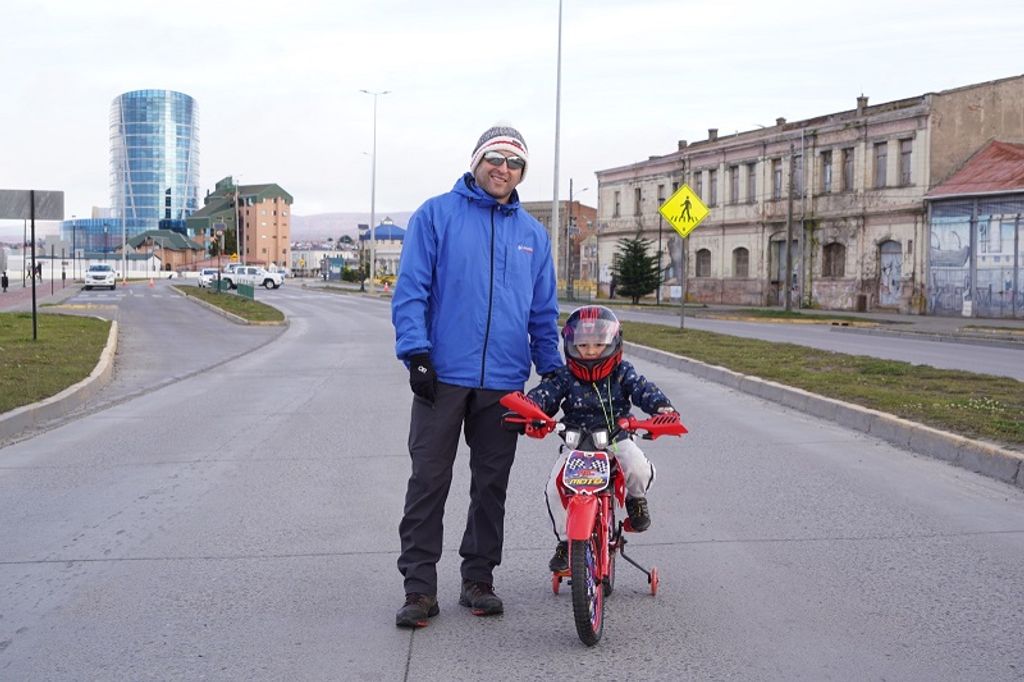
[
  {"left": 624, "top": 341, "right": 1024, "bottom": 490},
  {"left": 0, "top": 319, "right": 119, "bottom": 442}
]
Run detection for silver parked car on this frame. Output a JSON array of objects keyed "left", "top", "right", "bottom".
[{"left": 197, "top": 268, "right": 221, "bottom": 288}]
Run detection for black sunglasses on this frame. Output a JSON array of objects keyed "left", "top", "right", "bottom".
[{"left": 483, "top": 150, "right": 526, "bottom": 171}]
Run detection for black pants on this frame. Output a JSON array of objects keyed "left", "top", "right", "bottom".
[{"left": 397, "top": 383, "right": 519, "bottom": 596}]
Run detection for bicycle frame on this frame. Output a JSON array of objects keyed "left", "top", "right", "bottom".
[{"left": 500, "top": 390, "right": 688, "bottom": 646}]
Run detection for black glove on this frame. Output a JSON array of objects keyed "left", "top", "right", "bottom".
[{"left": 408, "top": 353, "right": 437, "bottom": 404}]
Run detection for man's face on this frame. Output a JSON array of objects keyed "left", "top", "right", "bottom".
[{"left": 473, "top": 150, "right": 525, "bottom": 204}]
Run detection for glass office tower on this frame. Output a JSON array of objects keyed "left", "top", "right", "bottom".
[{"left": 110, "top": 90, "right": 200, "bottom": 238}]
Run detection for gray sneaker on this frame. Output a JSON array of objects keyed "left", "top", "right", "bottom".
[
  {"left": 459, "top": 580, "right": 503, "bottom": 616},
  {"left": 396, "top": 593, "right": 439, "bottom": 628}
]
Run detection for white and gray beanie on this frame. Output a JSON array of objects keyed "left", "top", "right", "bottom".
[{"left": 470, "top": 123, "right": 529, "bottom": 180}]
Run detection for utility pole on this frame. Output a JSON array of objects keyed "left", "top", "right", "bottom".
[{"left": 785, "top": 141, "right": 795, "bottom": 312}]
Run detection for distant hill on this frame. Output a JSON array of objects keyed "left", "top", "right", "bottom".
[{"left": 291, "top": 212, "right": 414, "bottom": 242}]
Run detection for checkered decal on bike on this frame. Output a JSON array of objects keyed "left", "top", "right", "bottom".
[{"left": 563, "top": 450, "right": 611, "bottom": 493}]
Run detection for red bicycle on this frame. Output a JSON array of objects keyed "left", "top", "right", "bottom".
[{"left": 500, "top": 391, "right": 687, "bottom": 646}]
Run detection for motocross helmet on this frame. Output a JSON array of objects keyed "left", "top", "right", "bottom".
[{"left": 562, "top": 305, "right": 623, "bottom": 382}]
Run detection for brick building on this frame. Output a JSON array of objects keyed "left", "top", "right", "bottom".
[{"left": 186, "top": 176, "right": 293, "bottom": 268}]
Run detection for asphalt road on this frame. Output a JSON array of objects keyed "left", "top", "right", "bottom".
[{"left": 1, "top": 287, "right": 1023, "bottom": 680}]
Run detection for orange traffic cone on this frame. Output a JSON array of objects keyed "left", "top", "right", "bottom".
[{"left": 383, "top": 282, "right": 390, "bottom": 293}]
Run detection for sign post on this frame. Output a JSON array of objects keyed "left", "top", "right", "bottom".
[
  {"left": 0, "top": 189, "right": 64, "bottom": 340},
  {"left": 658, "top": 184, "right": 709, "bottom": 328}
]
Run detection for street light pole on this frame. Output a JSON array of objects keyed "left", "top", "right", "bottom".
[
  {"left": 551, "top": 0, "right": 563, "bottom": 294},
  {"left": 360, "top": 88, "right": 390, "bottom": 294}
]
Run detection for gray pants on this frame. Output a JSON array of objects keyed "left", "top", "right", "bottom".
[{"left": 397, "top": 383, "right": 519, "bottom": 596}]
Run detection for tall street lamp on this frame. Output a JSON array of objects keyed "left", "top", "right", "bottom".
[{"left": 360, "top": 88, "right": 390, "bottom": 294}]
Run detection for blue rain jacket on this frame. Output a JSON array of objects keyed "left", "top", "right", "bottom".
[{"left": 392, "top": 173, "right": 563, "bottom": 391}]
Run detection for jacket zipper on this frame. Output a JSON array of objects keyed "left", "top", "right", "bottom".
[{"left": 479, "top": 206, "right": 496, "bottom": 387}]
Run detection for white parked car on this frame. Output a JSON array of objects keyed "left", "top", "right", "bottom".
[
  {"left": 84, "top": 263, "right": 116, "bottom": 290},
  {"left": 197, "top": 268, "right": 221, "bottom": 288}
]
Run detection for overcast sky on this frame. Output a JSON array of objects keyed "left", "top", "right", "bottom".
[{"left": 2, "top": 0, "right": 1022, "bottom": 240}]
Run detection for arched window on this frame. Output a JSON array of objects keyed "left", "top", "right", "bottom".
[
  {"left": 695, "top": 249, "right": 712, "bottom": 278},
  {"left": 823, "top": 242, "right": 846, "bottom": 278},
  {"left": 732, "top": 247, "right": 749, "bottom": 278}
]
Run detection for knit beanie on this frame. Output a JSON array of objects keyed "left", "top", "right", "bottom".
[{"left": 470, "top": 123, "right": 529, "bottom": 180}]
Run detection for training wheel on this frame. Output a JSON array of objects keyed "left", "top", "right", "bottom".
[
  {"left": 551, "top": 572, "right": 562, "bottom": 594},
  {"left": 649, "top": 566, "right": 659, "bottom": 596}
]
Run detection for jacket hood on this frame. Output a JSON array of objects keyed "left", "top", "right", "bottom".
[{"left": 453, "top": 172, "right": 521, "bottom": 215}]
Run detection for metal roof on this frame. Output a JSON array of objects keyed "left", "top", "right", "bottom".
[{"left": 926, "top": 140, "right": 1024, "bottom": 200}]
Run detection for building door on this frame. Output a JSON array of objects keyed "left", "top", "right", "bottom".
[{"left": 878, "top": 240, "right": 902, "bottom": 307}]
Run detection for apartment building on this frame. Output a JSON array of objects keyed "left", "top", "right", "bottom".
[
  {"left": 186, "top": 176, "right": 293, "bottom": 268},
  {"left": 595, "top": 74, "right": 1024, "bottom": 314}
]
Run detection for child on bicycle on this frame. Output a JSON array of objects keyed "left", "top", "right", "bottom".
[{"left": 525, "top": 305, "right": 677, "bottom": 573}]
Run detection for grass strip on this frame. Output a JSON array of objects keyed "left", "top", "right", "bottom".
[
  {"left": 0, "top": 313, "right": 111, "bottom": 414},
  {"left": 623, "top": 320, "right": 1024, "bottom": 449},
  {"left": 174, "top": 285, "right": 285, "bottom": 323}
]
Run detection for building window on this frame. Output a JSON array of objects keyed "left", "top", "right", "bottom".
[
  {"left": 729, "top": 165, "right": 740, "bottom": 205},
  {"left": 613, "top": 191, "right": 620, "bottom": 217},
  {"left": 793, "top": 154, "right": 803, "bottom": 195},
  {"left": 708, "top": 169, "right": 718, "bottom": 206},
  {"left": 841, "top": 148, "right": 854, "bottom": 191},
  {"left": 695, "top": 249, "right": 711, "bottom": 277},
  {"left": 657, "top": 184, "right": 665, "bottom": 204},
  {"left": 634, "top": 187, "right": 642, "bottom": 216},
  {"left": 820, "top": 150, "right": 833, "bottom": 193},
  {"left": 873, "top": 141, "right": 888, "bottom": 188},
  {"left": 732, "top": 247, "right": 749, "bottom": 278},
  {"left": 746, "top": 162, "right": 757, "bottom": 203},
  {"left": 822, "top": 242, "right": 846, "bottom": 277},
  {"left": 899, "top": 138, "right": 913, "bottom": 185},
  {"left": 672, "top": 181, "right": 679, "bottom": 193},
  {"left": 694, "top": 171, "right": 703, "bottom": 200},
  {"left": 772, "top": 159, "right": 783, "bottom": 200}
]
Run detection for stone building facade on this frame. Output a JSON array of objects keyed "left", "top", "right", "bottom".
[{"left": 594, "top": 74, "right": 1024, "bottom": 313}]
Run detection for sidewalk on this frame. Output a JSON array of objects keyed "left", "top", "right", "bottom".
[{"left": 0, "top": 279, "right": 82, "bottom": 312}]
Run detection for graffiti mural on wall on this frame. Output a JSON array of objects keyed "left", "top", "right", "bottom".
[{"left": 928, "top": 218, "right": 971, "bottom": 316}]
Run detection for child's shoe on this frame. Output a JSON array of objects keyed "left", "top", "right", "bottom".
[
  {"left": 626, "top": 496, "right": 651, "bottom": 532},
  {"left": 548, "top": 541, "right": 569, "bottom": 572}
]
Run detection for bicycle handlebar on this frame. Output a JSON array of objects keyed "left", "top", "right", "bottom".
[{"left": 500, "top": 391, "right": 687, "bottom": 441}]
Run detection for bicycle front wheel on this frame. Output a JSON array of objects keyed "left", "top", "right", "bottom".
[{"left": 570, "top": 533, "right": 604, "bottom": 646}]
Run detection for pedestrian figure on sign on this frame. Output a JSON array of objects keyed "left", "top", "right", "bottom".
[
  {"left": 1, "top": 271, "right": 8, "bottom": 293},
  {"left": 677, "top": 196, "right": 692, "bottom": 223}
]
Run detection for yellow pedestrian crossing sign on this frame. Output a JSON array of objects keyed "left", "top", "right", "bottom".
[{"left": 659, "top": 184, "right": 709, "bottom": 238}]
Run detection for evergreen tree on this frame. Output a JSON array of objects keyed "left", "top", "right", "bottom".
[{"left": 611, "top": 235, "right": 662, "bottom": 304}]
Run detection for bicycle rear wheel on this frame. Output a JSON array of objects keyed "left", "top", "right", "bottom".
[{"left": 570, "top": 533, "right": 604, "bottom": 646}]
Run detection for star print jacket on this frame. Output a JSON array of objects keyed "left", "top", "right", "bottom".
[{"left": 525, "top": 361, "right": 673, "bottom": 432}]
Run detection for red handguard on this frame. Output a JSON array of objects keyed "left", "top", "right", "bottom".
[
  {"left": 618, "top": 412, "right": 688, "bottom": 439},
  {"left": 501, "top": 392, "right": 556, "bottom": 438}
]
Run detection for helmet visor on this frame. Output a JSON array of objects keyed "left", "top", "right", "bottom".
[{"left": 564, "top": 317, "right": 620, "bottom": 349}]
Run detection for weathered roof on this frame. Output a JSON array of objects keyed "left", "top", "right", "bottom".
[
  {"left": 927, "top": 140, "right": 1024, "bottom": 199},
  {"left": 127, "top": 229, "right": 203, "bottom": 251}
]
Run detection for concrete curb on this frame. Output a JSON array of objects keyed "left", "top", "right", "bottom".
[
  {"left": 171, "top": 286, "right": 287, "bottom": 326},
  {"left": 0, "top": 318, "right": 118, "bottom": 442},
  {"left": 624, "top": 341, "right": 1024, "bottom": 490}
]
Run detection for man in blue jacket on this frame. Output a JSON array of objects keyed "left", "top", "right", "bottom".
[{"left": 391, "top": 123, "right": 562, "bottom": 628}]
